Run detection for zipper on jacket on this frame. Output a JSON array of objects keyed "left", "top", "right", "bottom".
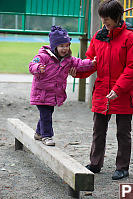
[
  {"left": 106, "top": 42, "right": 112, "bottom": 114},
  {"left": 101, "top": 100, "right": 110, "bottom": 114}
]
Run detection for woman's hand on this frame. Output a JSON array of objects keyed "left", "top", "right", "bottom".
[
  {"left": 106, "top": 90, "right": 118, "bottom": 100},
  {"left": 69, "top": 67, "right": 77, "bottom": 77}
]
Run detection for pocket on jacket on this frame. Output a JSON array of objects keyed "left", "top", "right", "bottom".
[
  {"left": 119, "top": 46, "right": 127, "bottom": 66},
  {"left": 36, "top": 82, "right": 55, "bottom": 90},
  {"left": 40, "top": 90, "right": 46, "bottom": 102},
  {"left": 31, "top": 89, "right": 41, "bottom": 101},
  {"left": 45, "top": 83, "right": 55, "bottom": 91}
]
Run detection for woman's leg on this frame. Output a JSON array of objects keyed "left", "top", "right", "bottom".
[
  {"left": 36, "top": 105, "right": 54, "bottom": 138},
  {"left": 90, "top": 113, "right": 111, "bottom": 169},
  {"left": 116, "top": 114, "right": 132, "bottom": 170}
]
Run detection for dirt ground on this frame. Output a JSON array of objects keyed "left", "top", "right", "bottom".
[{"left": 0, "top": 81, "right": 133, "bottom": 199}]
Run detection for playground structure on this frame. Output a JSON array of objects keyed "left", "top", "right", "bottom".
[
  {"left": 0, "top": 0, "right": 133, "bottom": 102},
  {"left": 0, "top": 1, "right": 133, "bottom": 198},
  {"left": 0, "top": 0, "right": 133, "bottom": 35},
  {"left": 0, "top": 0, "right": 91, "bottom": 37},
  {"left": 7, "top": 118, "right": 94, "bottom": 198},
  {"left": 124, "top": 0, "right": 133, "bottom": 24}
]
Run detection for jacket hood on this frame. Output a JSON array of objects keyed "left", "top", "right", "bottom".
[
  {"left": 38, "top": 45, "right": 71, "bottom": 61},
  {"left": 38, "top": 46, "right": 57, "bottom": 58},
  {"left": 39, "top": 45, "right": 51, "bottom": 53}
]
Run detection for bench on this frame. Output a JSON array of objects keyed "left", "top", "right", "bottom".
[{"left": 7, "top": 118, "right": 94, "bottom": 198}]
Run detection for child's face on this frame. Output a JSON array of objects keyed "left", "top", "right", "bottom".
[{"left": 57, "top": 43, "right": 70, "bottom": 57}]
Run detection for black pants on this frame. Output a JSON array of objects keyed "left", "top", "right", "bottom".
[
  {"left": 36, "top": 105, "right": 54, "bottom": 138},
  {"left": 90, "top": 113, "right": 132, "bottom": 170}
]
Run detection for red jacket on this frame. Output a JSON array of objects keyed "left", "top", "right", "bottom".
[{"left": 76, "top": 21, "right": 133, "bottom": 114}]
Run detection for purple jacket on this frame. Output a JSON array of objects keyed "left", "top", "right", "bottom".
[{"left": 29, "top": 46, "right": 94, "bottom": 106}]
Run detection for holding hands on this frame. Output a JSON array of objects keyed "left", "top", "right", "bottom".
[
  {"left": 69, "top": 56, "right": 97, "bottom": 77},
  {"left": 69, "top": 67, "right": 77, "bottom": 77},
  {"left": 92, "top": 56, "right": 97, "bottom": 66}
]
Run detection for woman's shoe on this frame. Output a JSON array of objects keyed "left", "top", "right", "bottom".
[
  {"left": 112, "top": 170, "right": 129, "bottom": 180},
  {"left": 85, "top": 164, "right": 101, "bottom": 173}
]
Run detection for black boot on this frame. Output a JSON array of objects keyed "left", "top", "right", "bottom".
[
  {"left": 112, "top": 170, "right": 129, "bottom": 180},
  {"left": 86, "top": 164, "right": 101, "bottom": 173}
]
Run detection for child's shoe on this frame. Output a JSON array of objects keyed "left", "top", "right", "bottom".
[
  {"left": 34, "top": 133, "right": 42, "bottom": 141},
  {"left": 42, "top": 137, "right": 55, "bottom": 146}
]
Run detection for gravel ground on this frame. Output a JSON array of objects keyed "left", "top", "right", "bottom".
[{"left": 0, "top": 81, "right": 133, "bottom": 199}]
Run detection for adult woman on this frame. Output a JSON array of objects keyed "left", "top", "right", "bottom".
[{"left": 75, "top": 0, "right": 133, "bottom": 180}]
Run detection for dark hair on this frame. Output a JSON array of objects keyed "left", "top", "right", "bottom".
[{"left": 98, "top": 0, "right": 124, "bottom": 23}]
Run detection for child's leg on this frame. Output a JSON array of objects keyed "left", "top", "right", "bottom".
[
  {"left": 34, "top": 119, "right": 42, "bottom": 140},
  {"left": 36, "top": 119, "right": 41, "bottom": 134},
  {"left": 36, "top": 105, "right": 54, "bottom": 138}
]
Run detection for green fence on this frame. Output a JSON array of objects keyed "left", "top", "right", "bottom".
[{"left": 0, "top": 0, "right": 91, "bottom": 36}]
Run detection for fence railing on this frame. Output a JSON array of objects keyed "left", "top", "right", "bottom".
[{"left": 0, "top": 0, "right": 91, "bottom": 36}]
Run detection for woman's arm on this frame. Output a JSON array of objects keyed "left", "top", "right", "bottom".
[
  {"left": 73, "top": 36, "right": 97, "bottom": 78},
  {"left": 112, "top": 34, "right": 133, "bottom": 95}
]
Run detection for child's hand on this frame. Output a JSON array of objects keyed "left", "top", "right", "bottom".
[
  {"left": 92, "top": 56, "right": 97, "bottom": 66},
  {"left": 69, "top": 67, "right": 77, "bottom": 77},
  {"left": 40, "top": 65, "right": 46, "bottom": 73}
]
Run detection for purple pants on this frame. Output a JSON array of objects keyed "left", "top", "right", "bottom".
[
  {"left": 36, "top": 105, "right": 54, "bottom": 138},
  {"left": 90, "top": 113, "right": 132, "bottom": 170}
]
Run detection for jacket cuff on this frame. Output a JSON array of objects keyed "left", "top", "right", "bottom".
[{"left": 112, "top": 85, "right": 121, "bottom": 96}]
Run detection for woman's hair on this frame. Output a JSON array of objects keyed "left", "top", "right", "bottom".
[{"left": 98, "top": 0, "right": 124, "bottom": 23}]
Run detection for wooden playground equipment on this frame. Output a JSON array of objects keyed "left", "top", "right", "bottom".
[
  {"left": 124, "top": 0, "right": 133, "bottom": 22},
  {"left": 0, "top": 0, "right": 91, "bottom": 36},
  {"left": 0, "top": 1, "right": 133, "bottom": 198}
]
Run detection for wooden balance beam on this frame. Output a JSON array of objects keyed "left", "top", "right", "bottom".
[{"left": 7, "top": 118, "right": 94, "bottom": 198}]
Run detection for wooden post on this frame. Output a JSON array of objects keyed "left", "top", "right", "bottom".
[
  {"left": 78, "top": 0, "right": 90, "bottom": 101},
  {"left": 88, "top": 0, "right": 101, "bottom": 108},
  {"left": 15, "top": 138, "right": 23, "bottom": 150},
  {"left": 78, "top": 35, "right": 88, "bottom": 101},
  {"left": 68, "top": 186, "right": 80, "bottom": 198}
]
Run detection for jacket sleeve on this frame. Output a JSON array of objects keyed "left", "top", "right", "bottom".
[
  {"left": 75, "top": 36, "right": 97, "bottom": 78},
  {"left": 70, "top": 56, "right": 96, "bottom": 73},
  {"left": 29, "top": 53, "right": 47, "bottom": 75},
  {"left": 112, "top": 33, "right": 133, "bottom": 95}
]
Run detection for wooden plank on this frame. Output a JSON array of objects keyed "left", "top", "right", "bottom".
[{"left": 7, "top": 118, "right": 94, "bottom": 192}]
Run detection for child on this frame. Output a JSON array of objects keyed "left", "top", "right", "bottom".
[{"left": 29, "top": 26, "right": 96, "bottom": 146}]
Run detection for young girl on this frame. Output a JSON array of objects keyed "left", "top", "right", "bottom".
[{"left": 29, "top": 26, "right": 96, "bottom": 146}]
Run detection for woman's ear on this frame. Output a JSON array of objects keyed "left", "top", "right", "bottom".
[{"left": 116, "top": 16, "right": 121, "bottom": 25}]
